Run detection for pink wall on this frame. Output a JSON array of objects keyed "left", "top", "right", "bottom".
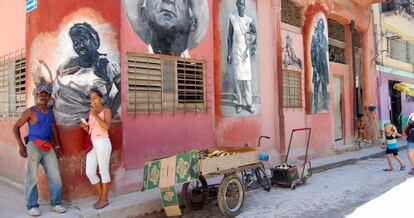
[
  {"left": 119, "top": 1, "right": 216, "bottom": 189},
  {"left": 0, "top": 0, "right": 26, "bottom": 183},
  {"left": 0, "top": 1, "right": 25, "bottom": 55}
]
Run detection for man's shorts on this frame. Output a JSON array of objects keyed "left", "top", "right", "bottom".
[
  {"left": 408, "top": 142, "right": 414, "bottom": 149},
  {"left": 386, "top": 148, "right": 399, "bottom": 156}
]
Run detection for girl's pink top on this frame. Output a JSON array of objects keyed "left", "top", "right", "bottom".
[{"left": 88, "top": 110, "right": 109, "bottom": 140}]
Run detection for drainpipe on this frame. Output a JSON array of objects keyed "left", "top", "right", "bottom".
[
  {"left": 350, "top": 20, "right": 359, "bottom": 134},
  {"left": 273, "top": 0, "right": 286, "bottom": 163}
]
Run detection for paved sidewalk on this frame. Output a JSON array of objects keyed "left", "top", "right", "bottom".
[{"left": 0, "top": 141, "right": 405, "bottom": 218}]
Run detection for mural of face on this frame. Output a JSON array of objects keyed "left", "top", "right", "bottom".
[
  {"left": 140, "top": 0, "right": 197, "bottom": 55},
  {"left": 123, "top": 0, "right": 209, "bottom": 57},
  {"left": 69, "top": 23, "right": 100, "bottom": 67},
  {"left": 236, "top": 0, "right": 245, "bottom": 17}
]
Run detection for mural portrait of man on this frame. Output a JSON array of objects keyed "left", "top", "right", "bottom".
[
  {"left": 221, "top": 0, "right": 259, "bottom": 116},
  {"left": 123, "top": 0, "right": 209, "bottom": 57},
  {"left": 283, "top": 34, "right": 302, "bottom": 71},
  {"left": 32, "top": 22, "right": 121, "bottom": 127},
  {"left": 310, "top": 18, "right": 329, "bottom": 113}
]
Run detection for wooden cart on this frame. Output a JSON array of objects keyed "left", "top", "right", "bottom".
[{"left": 181, "top": 147, "right": 271, "bottom": 217}]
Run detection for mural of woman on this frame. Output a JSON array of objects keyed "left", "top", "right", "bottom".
[
  {"left": 123, "top": 0, "right": 209, "bottom": 57},
  {"left": 310, "top": 17, "right": 329, "bottom": 114},
  {"left": 32, "top": 22, "right": 121, "bottom": 127}
]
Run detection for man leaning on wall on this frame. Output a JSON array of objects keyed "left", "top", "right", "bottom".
[{"left": 13, "top": 84, "right": 66, "bottom": 217}]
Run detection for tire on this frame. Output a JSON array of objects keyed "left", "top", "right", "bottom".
[
  {"left": 182, "top": 176, "right": 208, "bottom": 210},
  {"left": 218, "top": 174, "right": 245, "bottom": 217},
  {"left": 255, "top": 167, "right": 271, "bottom": 192}
]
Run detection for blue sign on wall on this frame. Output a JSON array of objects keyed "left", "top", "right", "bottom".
[{"left": 26, "top": 0, "right": 37, "bottom": 13}]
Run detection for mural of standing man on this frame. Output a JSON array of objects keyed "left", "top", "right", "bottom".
[
  {"left": 223, "top": 0, "right": 259, "bottom": 115},
  {"left": 310, "top": 18, "right": 329, "bottom": 113},
  {"left": 123, "top": 0, "right": 209, "bottom": 57}
]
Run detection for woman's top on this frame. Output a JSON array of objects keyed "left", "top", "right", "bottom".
[{"left": 88, "top": 109, "right": 109, "bottom": 140}]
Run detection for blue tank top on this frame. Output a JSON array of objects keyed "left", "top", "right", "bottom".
[
  {"left": 385, "top": 135, "right": 398, "bottom": 149},
  {"left": 27, "top": 106, "right": 53, "bottom": 141}
]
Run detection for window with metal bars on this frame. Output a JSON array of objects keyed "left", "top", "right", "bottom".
[
  {"left": 127, "top": 53, "right": 206, "bottom": 113},
  {"left": 0, "top": 50, "right": 26, "bottom": 117},
  {"left": 281, "top": 0, "right": 302, "bottom": 27},
  {"left": 283, "top": 70, "right": 302, "bottom": 108},
  {"left": 387, "top": 37, "right": 414, "bottom": 64}
]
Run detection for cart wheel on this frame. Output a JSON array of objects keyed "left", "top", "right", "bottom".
[
  {"left": 218, "top": 174, "right": 245, "bottom": 217},
  {"left": 302, "top": 177, "right": 307, "bottom": 184},
  {"left": 182, "top": 176, "right": 208, "bottom": 210},
  {"left": 254, "top": 167, "right": 271, "bottom": 192},
  {"left": 291, "top": 183, "right": 296, "bottom": 190},
  {"left": 241, "top": 169, "right": 254, "bottom": 187}
]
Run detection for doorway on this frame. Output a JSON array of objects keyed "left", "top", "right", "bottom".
[
  {"left": 388, "top": 80, "right": 402, "bottom": 132},
  {"left": 333, "top": 76, "right": 344, "bottom": 144}
]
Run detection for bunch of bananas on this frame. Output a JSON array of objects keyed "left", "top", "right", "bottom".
[{"left": 199, "top": 149, "right": 231, "bottom": 159}]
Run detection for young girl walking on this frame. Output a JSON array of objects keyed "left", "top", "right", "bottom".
[{"left": 382, "top": 123, "right": 405, "bottom": 171}]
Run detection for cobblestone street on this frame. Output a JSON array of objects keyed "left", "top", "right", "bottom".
[{"left": 147, "top": 150, "right": 413, "bottom": 218}]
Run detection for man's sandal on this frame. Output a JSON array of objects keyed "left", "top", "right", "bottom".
[
  {"left": 383, "top": 168, "right": 393, "bottom": 171},
  {"left": 400, "top": 166, "right": 406, "bottom": 171}
]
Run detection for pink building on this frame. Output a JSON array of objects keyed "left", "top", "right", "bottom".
[{"left": 0, "top": 0, "right": 379, "bottom": 200}]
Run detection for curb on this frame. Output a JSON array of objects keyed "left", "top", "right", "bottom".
[
  {"left": 0, "top": 174, "right": 23, "bottom": 193},
  {"left": 312, "top": 145, "right": 407, "bottom": 174}
]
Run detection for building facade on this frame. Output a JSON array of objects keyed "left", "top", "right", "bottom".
[
  {"left": 0, "top": 0, "right": 379, "bottom": 200},
  {"left": 373, "top": 1, "right": 414, "bottom": 133}
]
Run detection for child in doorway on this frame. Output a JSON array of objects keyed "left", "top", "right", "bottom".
[
  {"left": 382, "top": 123, "right": 405, "bottom": 171},
  {"left": 357, "top": 114, "right": 366, "bottom": 140}
]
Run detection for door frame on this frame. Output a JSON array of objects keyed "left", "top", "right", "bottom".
[{"left": 333, "top": 74, "right": 345, "bottom": 144}]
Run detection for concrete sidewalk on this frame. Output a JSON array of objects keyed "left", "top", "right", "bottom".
[{"left": 0, "top": 142, "right": 405, "bottom": 218}]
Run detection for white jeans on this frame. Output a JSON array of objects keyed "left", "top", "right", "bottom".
[{"left": 86, "top": 138, "right": 112, "bottom": 184}]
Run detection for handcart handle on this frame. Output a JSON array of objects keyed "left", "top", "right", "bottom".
[
  {"left": 292, "top": 128, "right": 311, "bottom": 132},
  {"left": 285, "top": 128, "right": 312, "bottom": 163},
  {"left": 258, "top": 135, "right": 270, "bottom": 147}
]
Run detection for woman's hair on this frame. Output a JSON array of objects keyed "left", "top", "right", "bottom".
[{"left": 90, "top": 88, "right": 104, "bottom": 99}]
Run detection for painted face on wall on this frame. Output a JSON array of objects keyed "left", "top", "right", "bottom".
[
  {"left": 140, "top": 0, "right": 197, "bottom": 55},
  {"left": 70, "top": 27, "right": 99, "bottom": 65},
  {"left": 144, "top": 0, "right": 192, "bottom": 30},
  {"left": 236, "top": 0, "right": 245, "bottom": 17}
]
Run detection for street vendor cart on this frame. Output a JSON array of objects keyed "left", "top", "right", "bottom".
[{"left": 141, "top": 146, "right": 270, "bottom": 217}]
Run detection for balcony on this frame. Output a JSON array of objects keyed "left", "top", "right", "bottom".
[{"left": 382, "top": 0, "right": 414, "bottom": 19}]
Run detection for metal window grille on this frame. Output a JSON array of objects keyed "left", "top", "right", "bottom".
[
  {"left": 127, "top": 53, "right": 207, "bottom": 113},
  {"left": 328, "top": 38, "right": 347, "bottom": 64},
  {"left": 389, "top": 38, "right": 408, "bottom": 62},
  {"left": 0, "top": 49, "right": 26, "bottom": 118},
  {"left": 281, "top": 0, "right": 302, "bottom": 27},
  {"left": 328, "top": 19, "right": 345, "bottom": 42},
  {"left": 283, "top": 70, "right": 302, "bottom": 108}
]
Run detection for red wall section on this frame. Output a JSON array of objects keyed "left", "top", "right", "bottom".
[
  {"left": 120, "top": 1, "right": 215, "bottom": 171},
  {"left": 26, "top": 0, "right": 122, "bottom": 199}
]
